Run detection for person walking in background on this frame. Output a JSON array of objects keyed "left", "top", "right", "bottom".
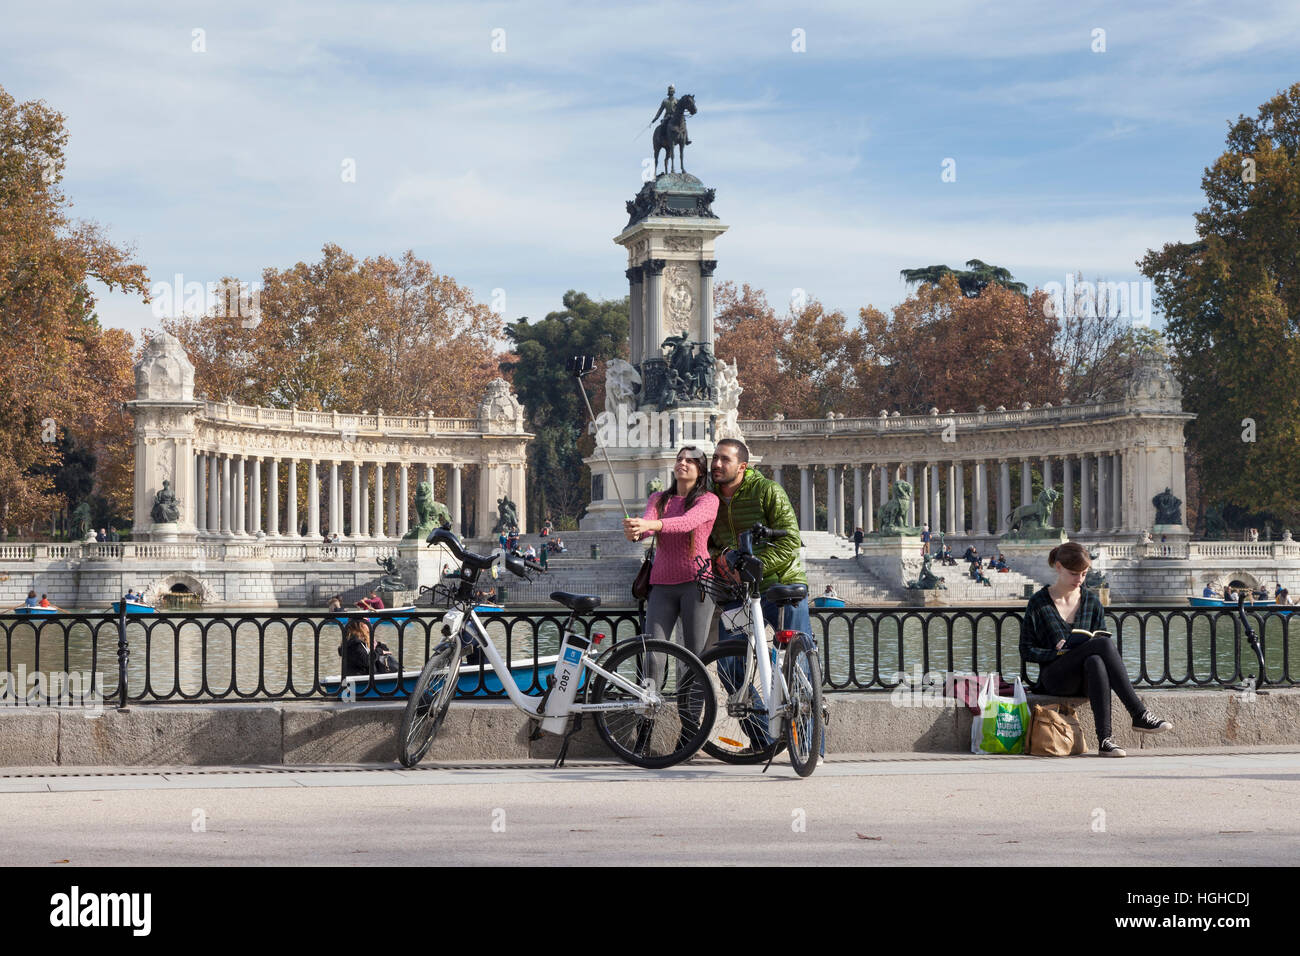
[
  {"left": 622, "top": 446, "right": 718, "bottom": 664},
  {"left": 853, "top": 526, "right": 864, "bottom": 556}
]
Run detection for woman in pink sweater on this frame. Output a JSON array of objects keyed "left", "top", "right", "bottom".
[{"left": 622, "top": 446, "right": 719, "bottom": 660}]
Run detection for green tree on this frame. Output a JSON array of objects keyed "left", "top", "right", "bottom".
[
  {"left": 1140, "top": 84, "right": 1300, "bottom": 524},
  {"left": 502, "top": 291, "right": 629, "bottom": 527},
  {"left": 900, "top": 259, "right": 1028, "bottom": 298}
]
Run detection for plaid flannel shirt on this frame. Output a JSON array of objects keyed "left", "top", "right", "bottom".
[{"left": 1019, "top": 586, "right": 1106, "bottom": 665}]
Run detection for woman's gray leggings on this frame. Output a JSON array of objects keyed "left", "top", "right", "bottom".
[{"left": 646, "top": 582, "right": 715, "bottom": 657}]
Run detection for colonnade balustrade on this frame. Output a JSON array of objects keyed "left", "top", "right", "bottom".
[
  {"left": 763, "top": 454, "right": 1135, "bottom": 539},
  {"left": 192, "top": 454, "right": 467, "bottom": 540}
]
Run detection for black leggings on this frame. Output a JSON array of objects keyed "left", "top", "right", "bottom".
[{"left": 1039, "top": 638, "right": 1144, "bottom": 741}]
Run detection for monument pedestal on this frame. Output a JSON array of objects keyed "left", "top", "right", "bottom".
[
  {"left": 858, "top": 535, "right": 925, "bottom": 590},
  {"left": 997, "top": 533, "right": 1068, "bottom": 587},
  {"left": 397, "top": 540, "right": 448, "bottom": 596},
  {"left": 150, "top": 522, "right": 181, "bottom": 543}
]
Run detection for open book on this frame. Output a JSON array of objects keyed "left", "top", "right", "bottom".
[{"left": 1064, "top": 628, "right": 1112, "bottom": 649}]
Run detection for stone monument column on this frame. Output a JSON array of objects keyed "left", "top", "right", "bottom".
[
  {"left": 399, "top": 464, "right": 410, "bottom": 538},
  {"left": 955, "top": 462, "right": 965, "bottom": 534},
  {"left": 308, "top": 460, "right": 320, "bottom": 538},
  {"left": 1063, "top": 458, "right": 1074, "bottom": 533},
  {"left": 350, "top": 462, "right": 361, "bottom": 539},
  {"left": 126, "top": 330, "right": 204, "bottom": 541},
  {"left": 286, "top": 459, "right": 299, "bottom": 538},
  {"left": 627, "top": 266, "right": 644, "bottom": 366},
  {"left": 233, "top": 456, "right": 246, "bottom": 536},
  {"left": 267, "top": 458, "right": 280, "bottom": 536},
  {"left": 1079, "top": 455, "right": 1091, "bottom": 533},
  {"left": 373, "top": 462, "right": 384, "bottom": 539},
  {"left": 853, "top": 466, "right": 863, "bottom": 532},
  {"left": 250, "top": 458, "right": 262, "bottom": 535},
  {"left": 450, "top": 465, "right": 463, "bottom": 535},
  {"left": 864, "top": 465, "right": 874, "bottom": 533}
]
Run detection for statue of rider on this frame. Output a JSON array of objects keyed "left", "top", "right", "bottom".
[{"left": 652, "top": 84, "right": 690, "bottom": 146}]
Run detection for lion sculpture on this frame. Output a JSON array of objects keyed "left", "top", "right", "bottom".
[{"left": 876, "top": 480, "right": 918, "bottom": 535}]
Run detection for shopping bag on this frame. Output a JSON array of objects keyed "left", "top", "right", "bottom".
[
  {"left": 1027, "top": 702, "right": 1088, "bottom": 756},
  {"left": 970, "top": 673, "right": 1030, "bottom": 754}
]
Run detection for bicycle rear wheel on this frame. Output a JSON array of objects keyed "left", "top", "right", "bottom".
[
  {"left": 698, "top": 640, "right": 784, "bottom": 764},
  {"left": 397, "top": 640, "right": 459, "bottom": 768},
  {"left": 588, "top": 638, "right": 715, "bottom": 769},
  {"left": 784, "top": 633, "right": 823, "bottom": 777}
]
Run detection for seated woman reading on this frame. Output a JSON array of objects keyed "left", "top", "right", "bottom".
[{"left": 1020, "top": 542, "right": 1173, "bottom": 757}]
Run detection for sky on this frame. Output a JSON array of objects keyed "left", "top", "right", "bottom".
[{"left": 5, "top": 0, "right": 1299, "bottom": 341}]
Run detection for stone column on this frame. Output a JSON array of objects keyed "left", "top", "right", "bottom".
[
  {"left": 973, "top": 461, "right": 988, "bottom": 535},
  {"left": 1079, "top": 455, "right": 1091, "bottom": 533},
  {"left": 373, "top": 462, "right": 384, "bottom": 539},
  {"left": 328, "top": 461, "right": 339, "bottom": 535},
  {"left": 387, "top": 465, "right": 397, "bottom": 537},
  {"left": 1062, "top": 458, "right": 1074, "bottom": 533},
  {"left": 1112, "top": 452, "right": 1124, "bottom": 532},
  {"left": 361, "top": 465, "right": 371, "bottom": 537},
  {"left": 1095, "top": 453, "right": 1108, "bottom": 532},
  {"left": 905, "top": 464, "right": 916, "bottom": 526},
  {"left": 286, "top": 459, "right": 299, "bottom": 537},
  {"left": 879, "top": 463, "right": 890, "bottom": 516},
  {"left": 217, "top": 456, "right": 231, "bottom": 535},
  {"left": 945, "top": 463, "right": 956, "bottom": 535},
  {"left": 626, "top": 266, "right": 644, "bottom": 367},
  {"left": 853, "top": 466, "right": 863, "bottom": 532},
  {"left": 233, "top": 457, "right": 246, "bottom": 535},
  {"left": 699, "top": 260, "right": 717, "bottom": 349},
  {"left": 1043, "top": 457, "right": 1054, "bottom": 524},
  {"left": 772, "top": 464, "right": 784, "bottom": 489},
  {"left": 350, "top": 462, "right": 361, "bottom": 539},
  {"left": 643, "top": 259, "right": 665, "bottom": 373},
  {"left": 799, "top": 466, "right": 811, "bottom": 532},
  {"left": 267, "top": 458, "right": 279, "bottom": 536},
  {"left": 998, "top": 460, "right": 1011, "bottom": 534},
  {"left": 308, "top": 461, "right": 320, "bottom": 538},
  {"left": 195, "top": 453, "right": 207, "bottom": 533},
  {"left": 449, "top": 465, "right": 462, "bottom": 534},
  {"left": 250, "top": 458, "right": 262, "bottom": 535},
  {"left": 207, "top": 454, "right": 219, "bottom": 532},
  {"left": 399, "top": 464, "right": 410, "bottom": 538},
  {"left": 930, "top": 463, "right": 941, "bottom": 534},
  {"left": 826, "top": 466, "right": 838, "bottom": 534},
  {"left": 1020, "top": 458, "right": 1032, "bottom": 506},
  {"left": 919, "top": 464, "right": 930, "bottom": 531},
  {"left": 864, "top": 465, "right": 874, "bottom": 533},
  {"left": 955, "top": 462, "right": 965, "bottom": 533}
]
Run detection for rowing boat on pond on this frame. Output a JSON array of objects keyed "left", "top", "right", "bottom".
[{"left": 321, "top": 653, "right": 583, "bottom": 699}]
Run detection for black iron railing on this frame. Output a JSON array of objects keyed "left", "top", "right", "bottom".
[{"left": 0, "top": 604, "right": 1292, "bottom": 705}]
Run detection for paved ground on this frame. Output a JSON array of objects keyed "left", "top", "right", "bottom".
[{"left": 1, "top": 748, "right": 1297, "bottom": 866}]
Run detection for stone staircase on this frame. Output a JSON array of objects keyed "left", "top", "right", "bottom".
[{"left": 924, "top": 560, "right": 1040, "bottom": 602}]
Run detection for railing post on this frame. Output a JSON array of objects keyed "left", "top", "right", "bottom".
[{"left": 116, "top": 598, "right": 130, "bottom": 709}]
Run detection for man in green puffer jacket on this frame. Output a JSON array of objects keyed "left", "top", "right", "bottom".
[
  {"left": 707, "top": 439, "right": 807, "bottom": 590},
  {"left": 708, "top": 438, "right": 822, "bottom": 759}
]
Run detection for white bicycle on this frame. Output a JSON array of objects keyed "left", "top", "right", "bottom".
[
  {"left": 694, "top": 523, "right": 824, "bottom": 777},
  {"left": 398, "top": 528, "right": 716, "bottom": 769}
]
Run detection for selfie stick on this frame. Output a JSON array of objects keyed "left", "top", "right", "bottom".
[
  {"left": 1232, "top": 591, "right": 1270, "bottom": 694},
  {"left": 568, "top": 355, "right": 630, "bottom": 518}
]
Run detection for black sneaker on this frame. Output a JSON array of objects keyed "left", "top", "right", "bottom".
[
  {"left": 1099, "top": 737, "right": 1127, "bottom": 757},
  {"left": 1132, "top": 710, "right": 1173, "bottom": 734}
]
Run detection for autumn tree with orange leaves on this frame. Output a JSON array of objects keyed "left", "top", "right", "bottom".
[
  {"left": 163, "top": 245, "right": 503, "bottom": 417},
  {"left": 0, "top": 85, "right": 145, "bottom": 537}
]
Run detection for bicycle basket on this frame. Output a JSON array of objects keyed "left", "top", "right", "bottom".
[{"left": 694, "top": 556, "right": 747, "bottom": 605}]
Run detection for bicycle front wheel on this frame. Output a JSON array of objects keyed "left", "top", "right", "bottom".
[
  {"left": 784, "top": 633, "right": 823, "bottom": 777},
  {"left": 699, "top": 639, "right": 784, "bottom": 764},
  {"left": 588, "top": 638, "right": 715, "bottom": 769},
  {"left": 398, "top": 640, "right": 459, "bottom": 768}
]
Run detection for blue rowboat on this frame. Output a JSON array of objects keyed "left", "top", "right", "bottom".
[
  {"left": 1187, "top": 596, "right": 1295, "bottom": 613},
  {"left": 12, "top": 606, "right": 59, "bottom": 616},
  {"left": 322, "top": 653, "right": 582, "bottom": 699},
  {"left": 473, "top": 603, "right": 505, "bottom": 614},
  {"left": 812, "top": 596, "right": 846, "bottom": 608},
  {"left": 110, "top": 600, "right": 157, "bottom": 615}
]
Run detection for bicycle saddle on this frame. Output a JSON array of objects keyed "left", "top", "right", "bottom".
[
  {"left": 550, "top": 591, "right": 601, "bottom": 613},
  {"left": 763, "top": 583, "right": 808, "bottom": 606}
]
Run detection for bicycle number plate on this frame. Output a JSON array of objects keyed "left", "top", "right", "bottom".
[{"left": 720, "top": 606, "right": 747, "bottom": 634}]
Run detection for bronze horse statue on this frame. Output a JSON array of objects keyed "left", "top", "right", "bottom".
[{"left": 653, "top": 94, "right": 697, "bottom": 175}]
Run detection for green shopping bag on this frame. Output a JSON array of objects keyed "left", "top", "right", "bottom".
[{"left": 970, "top": 673, "right": 1030, "bottom": 754}]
